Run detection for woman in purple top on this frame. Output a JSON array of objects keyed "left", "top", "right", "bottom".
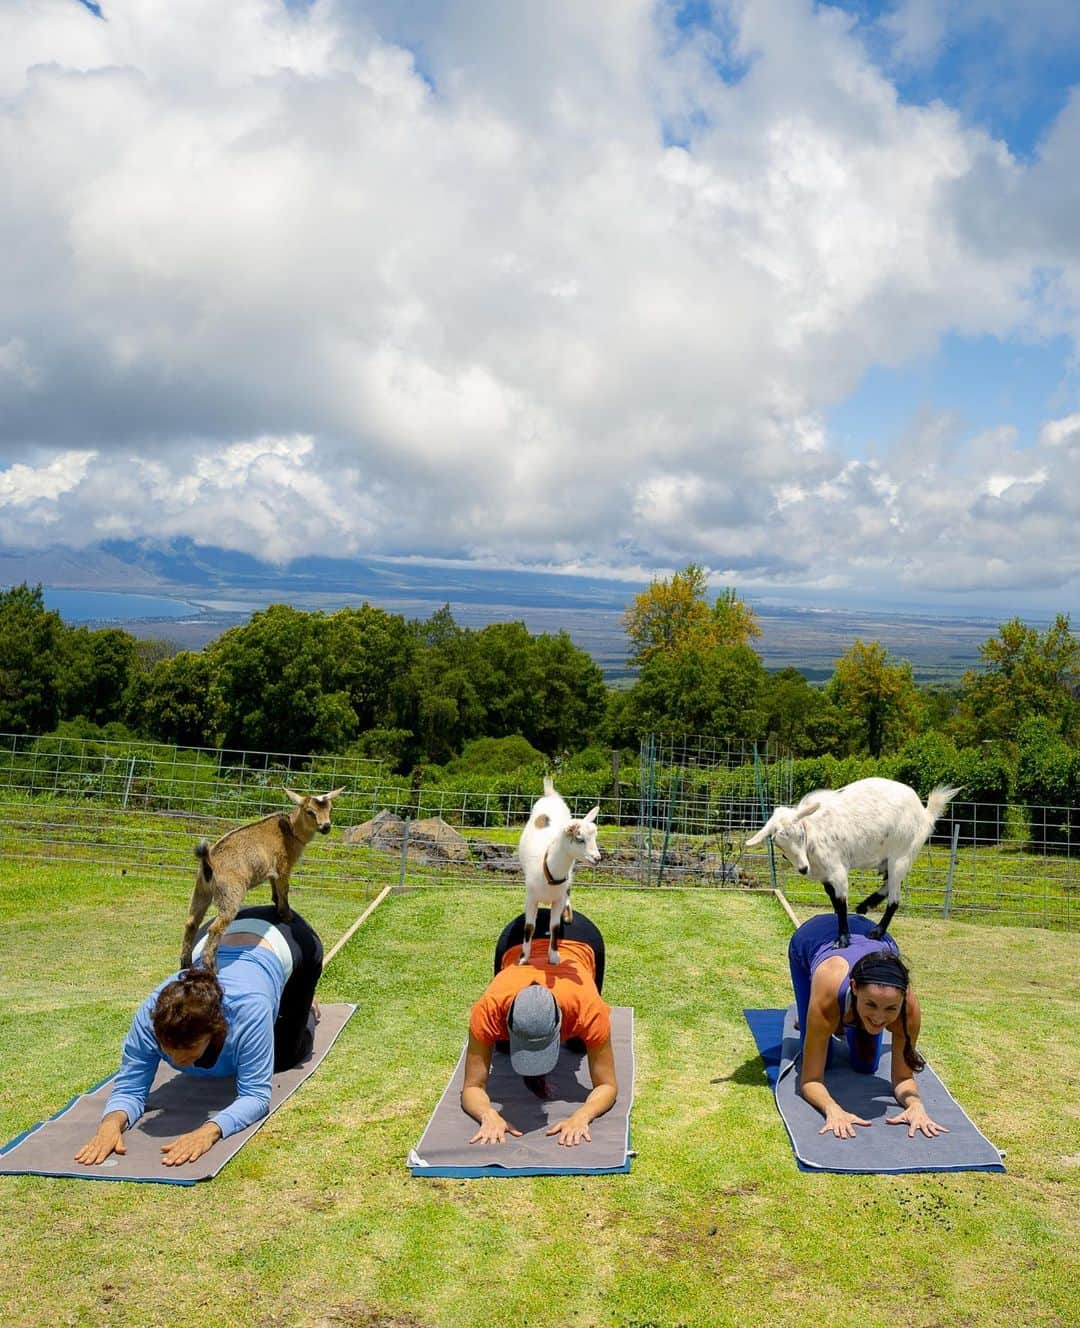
[
  {"left": 788, "top": 912, "right": 949, "bottom": 1142},
  {"left": 74, "top": 906, "right": 322, "bottom": 1169}
]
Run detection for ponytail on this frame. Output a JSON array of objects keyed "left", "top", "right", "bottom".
[
  {"left": 152, "top": 968, "right": 227, "bottom": 1049},
  {"left": 899, "top": 999, "right": 925, "bottom": 1074}
]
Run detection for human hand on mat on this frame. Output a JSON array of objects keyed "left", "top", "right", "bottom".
[
  {"left": 469, "top": 1111, "right": 522, "bottom": 1145},
  {"left": 75, "top": 1111, "right": 128, "bottom": 1165},
  {"left": 546, "top": 1111, "right": 592, "bottom": 1146},
  {"left": 887, "top": 1104, "right": 950, "bottom": 1139},
  {"left": 160, "top": 1121, "right": 222, "bottom": 1166},
  {"left": 820, "top": 1108, "right": 871, "bottom": 1139}
]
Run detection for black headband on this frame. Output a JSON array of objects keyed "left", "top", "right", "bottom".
[{"left": 851, "top": 953, "right": 908, "bottom": 990}]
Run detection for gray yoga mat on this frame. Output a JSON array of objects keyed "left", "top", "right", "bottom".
[
  {"left": 770, "top": 1004, "right": 1005, "bottom": 1173},
  {"left": 409, "top": 1006, "right": 635, "bottom": 1176},
  {"left": 0, "top": 1003, "right": 356, "bottom": 1185}
]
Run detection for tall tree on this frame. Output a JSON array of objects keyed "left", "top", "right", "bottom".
[
  {"left": 620, "top": 642, "right": 766, "bottom": 741},
  {"left": 957, "top": 615, "right": 1080, "bottom": 743},
  {"left": 760, "top": 667, "right": 855, "bottom": 756},
  {"left": 58, "top": 627, "right": 139, "bottom": 727},
  {"left": 132, "top": 651, "right": 222, "bottom": 748},
  {"left": 0, "top": 583, "right": 64, "bottom": 733},
  {"left": 623, "top": 565, "right": 761, "bottom": 665},
  {"left": 211, "top": 605, "right": 358, "bottom": 753},
  {"left": 826, "top": 639, "right": 922, "bottom": 757},
  {"left": 623, "top": 564, "right": 709, "bottom": 664},
  {"left": 711, "top": 586, "right": 763, "bottom": 648}
]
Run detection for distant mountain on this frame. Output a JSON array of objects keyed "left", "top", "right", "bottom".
[
  {"left": 83, "top": 538, "right": 640, "bottom": 609},
  {"left": 2, "top": 538, "right": 1005, "bottom": 683}
]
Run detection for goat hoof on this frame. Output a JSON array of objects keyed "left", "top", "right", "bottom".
[
  {"left": 854, "top": 902, "right": 870, "bottom": 915},
  {"left": 548, "top": 951, "right": 562, "bottom": 965},
  {"left": 517, "top": 954, "right": 529, "bottom": 965},
  {"left": 834, "top": 934, "right": 851, "bottom": 950},
  {"left": 867, "top": 926, "right": 886, "bottom": 940}
]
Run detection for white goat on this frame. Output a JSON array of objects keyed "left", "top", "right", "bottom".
[
  {"left": 517, "top": 777, "right": 601, "bottom": 966},
  {"left": 746, "top": 777, "right": 960, "bottom": 947}
]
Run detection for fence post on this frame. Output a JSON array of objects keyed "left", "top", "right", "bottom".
[
  {"left": 942, "top": 823, "right": 961, "bottom": 918},
  {"left": 122, "top": 755, "right": 137, "bottom": 809},
  {"left": 753, "top": 743, "right": 777, "bottom": 892},
  {"left": 398, "top": 817, "right": 411, "bottom": 889},
  {"left": 657, "top": 773, "right": 680, "bottom": 888}
]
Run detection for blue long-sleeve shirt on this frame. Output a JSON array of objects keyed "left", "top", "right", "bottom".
[{"left": 104, "top": 945, "right": 287, "bottom": 1139}]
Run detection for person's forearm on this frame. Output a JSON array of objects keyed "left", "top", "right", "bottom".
[
  {"left": 101, "top": 1109, "right": 129, "bottom": 1133},
  {"left": 579, "top": 1083, "right": 616, "bottom": 1122},
  {"left": 461, "top": 1084, "right": 494, "bottom": 1124},
  {"left": 893, "top": 1076, "right": 921, "bottom": 1108},
  {"left": 800, "top": 1079, "right": 839, "bottom": 1117}
]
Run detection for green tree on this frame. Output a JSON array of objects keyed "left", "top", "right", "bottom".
[
  {"left": 620, "top": 643, "right": 766, "bottom": 741},
  {"left": 957, "top": 615, "right": 1080, "bottom": 743},
  {"left": 0, "top": 583, "right": 64, "bottom": 733},
  {"left": 529, "top": 630, "right": 607, "bottom": 753},
  {"left": 759, "top": 667, "right": 855, "bottom": 756},
  {"left": 825, "top": 639, "right": 922, "bottom": 757},
  {"left": 58, "top": 627, "right": 139, "bottom": 727},
  {"left": 132, "top": 650, "right": 222, "bottom": 747},
  {"left": 322, "top": 604, "right": 416, "bottom": 733},
  {"left": 210, "top": 605, "right": 359, "bottom": 753},
  {"left": 623, "top": 566, "right": 760, "bottom": 666},
  {"left": 403, "top": 607, "right": 485, "bottom": 764},
  {"left": 711, "top": 586, "right": 763, "bottom": 648}
]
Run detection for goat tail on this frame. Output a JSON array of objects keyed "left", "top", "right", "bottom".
[
  {"left": 543, "top": 775, "right": 555, "bottom": 796},
  {"left": 194, "top": 838, "right": 213, "bottom": 882},
  {"left": 925, "top": 785, "right": 962, "bottom": 826}
]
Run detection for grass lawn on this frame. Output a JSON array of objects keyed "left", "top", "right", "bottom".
[{"left": 0, "top": 861, "right": 1077, "bottom": 1328}]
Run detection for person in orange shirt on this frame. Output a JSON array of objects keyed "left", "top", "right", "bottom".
[{"left": 463, "top": 908, "right": 617, "bottom": 1148}]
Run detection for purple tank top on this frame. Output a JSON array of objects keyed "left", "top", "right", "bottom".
[{"left": 809, "top": 931, "right": 899, "bottom": 1012}]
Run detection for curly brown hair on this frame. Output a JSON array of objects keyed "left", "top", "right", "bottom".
[{"left": 151, "top": 968, "right": 227, "bottom": 1049}]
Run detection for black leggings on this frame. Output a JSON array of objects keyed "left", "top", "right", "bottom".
[
  {"left": 493, "top": 909, "right": 606, "bottom": 994},
  {"left": 204, "top": 905, "right": 324, "bottom": 1072}
]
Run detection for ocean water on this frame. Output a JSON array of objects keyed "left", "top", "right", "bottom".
[{"left": 42, "top": 588, "right": 196, "bottom": 622}]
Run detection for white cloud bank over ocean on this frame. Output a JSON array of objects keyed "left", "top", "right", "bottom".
[{"left": 1, "top": 0, "right": 1079, "bottom": 610}]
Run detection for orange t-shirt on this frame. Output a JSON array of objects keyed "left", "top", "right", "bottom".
[{"left": 469, "top": 939, "right": 611, "bottom": 1050}]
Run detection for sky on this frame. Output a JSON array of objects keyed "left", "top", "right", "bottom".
[{"left": 2, "top": 0, "right": 1080, "bottom": 615}]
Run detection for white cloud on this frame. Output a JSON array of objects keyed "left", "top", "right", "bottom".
[
  {"left": 1040, "top": 413, "right": 1080, "bottom": 448},
  {"left": 0, "top": 1, "right": 1077, "bottom": 604}
]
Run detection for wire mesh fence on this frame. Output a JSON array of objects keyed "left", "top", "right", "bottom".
[{"left": 0, "top": 732, "right": 1075, "bottom": 930}]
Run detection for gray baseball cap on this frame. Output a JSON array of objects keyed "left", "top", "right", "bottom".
[{"left": 508, "top": 983, "right": 562, "bottom": 1076}]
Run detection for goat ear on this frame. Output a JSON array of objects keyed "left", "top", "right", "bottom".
[
  {"left": 583, "top": 805, "right": 599, "bottom": 824},
  {"left": 564, "top": 821, "right": 581, "bottom": 838},
  {"left": 323, "top": 787, "right": 347, "bottom": 801},
  {"left": 793, "top": 799, "right": 821, "bottom": 822},
  {"left": 283, "top": 787, "right": 305, "bottom": 806},
  {"left": 745, "top": 809, "right": 782, "bottom": 846}
]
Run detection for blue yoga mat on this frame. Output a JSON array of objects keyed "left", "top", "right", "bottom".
[{"left": 745, "top": 1006, "right": 1005, "bottom": 1174}]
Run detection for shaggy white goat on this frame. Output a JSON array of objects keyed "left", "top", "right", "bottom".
[
  {"left": 746, "top": 777, "right": 960, "bottom": 947},
  {"left": 517, "top": 777, "right": 600, "bottom": 965}
]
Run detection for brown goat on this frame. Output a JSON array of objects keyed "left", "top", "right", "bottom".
[{"left": 179, "top": 787, "right": 346, "bottom": 973}]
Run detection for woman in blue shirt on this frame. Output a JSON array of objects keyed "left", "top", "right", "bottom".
[{"left": 75, "top": 906, "right": 322, "bottom": 1168}]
